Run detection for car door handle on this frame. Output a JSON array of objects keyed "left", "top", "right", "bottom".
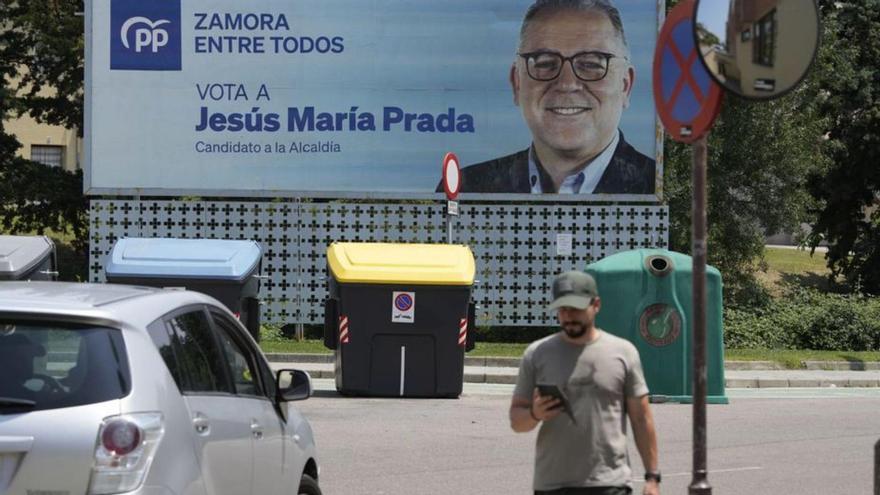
[
  {"left": 250, "top": 420, "right": 263, "bottom": 440},
  {"left": 193, "top": 414, "right": 210, "bottom": 435}
]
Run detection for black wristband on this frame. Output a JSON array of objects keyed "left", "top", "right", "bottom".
[
  {"left": 644, "top": 471, "right": 661, "bottom": 483},
  {"left": 529, "top": 404, "right": 540, "bottom": 422}
]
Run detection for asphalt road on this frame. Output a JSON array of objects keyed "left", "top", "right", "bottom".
[{"left": 296, "top": 381, "right": 880, "bottom": 494}]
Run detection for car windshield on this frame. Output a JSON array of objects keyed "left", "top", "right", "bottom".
[{"left": 0, "top": 320, "right": 130, "bottom": 413}]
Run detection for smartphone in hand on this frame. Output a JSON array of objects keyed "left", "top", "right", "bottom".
[{"left": 536, "top": 383, "right": 576, "bottom": 424}]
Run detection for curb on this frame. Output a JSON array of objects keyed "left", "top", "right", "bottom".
[{"left": 725, "top": 378, "right": 880, "bottom": 388}]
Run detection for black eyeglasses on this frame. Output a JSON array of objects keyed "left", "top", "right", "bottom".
[{"left": 518, "top": 50, "right": 625, "bottom": 82}]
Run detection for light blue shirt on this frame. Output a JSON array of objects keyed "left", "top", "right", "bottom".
[{"left": 528, "top": 131, "right": 620, "bottom": 194}]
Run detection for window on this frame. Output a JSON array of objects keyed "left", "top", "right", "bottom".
[
  {"left": 214, "top": 319, "right": 261, "bottom": 397},
  {"left": 160, "top": 310, "right": 230, "bottom": 394},
  {"left": 30, "top": 145, "right": 64, "bottom": 168},
  {"left": 753, "top": 10, "right": 776, "bottom": 66},
  {"left": 210, "top": 309, "right": 276, "bottom": 400},
  {"left": 148, "top": 320, "right": 186, "bottom": 390},
  {"left": 0, "top": 322, "right": 130, "bottom": 412}
]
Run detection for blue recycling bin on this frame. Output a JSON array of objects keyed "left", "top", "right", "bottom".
[{"left": 105, "top": 237, "right": 263, "bottom": 339}]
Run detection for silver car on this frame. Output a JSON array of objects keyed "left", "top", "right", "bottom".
[{"left": 0, "top": 282, "right": 321, "bottom": 495}]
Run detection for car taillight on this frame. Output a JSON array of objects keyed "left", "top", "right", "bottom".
[
  {"left": 101, "top": 420, "right": 141, "bottom": 456},
  {"left": 89, "top": 413, "right": 164, "bottom": 495}
]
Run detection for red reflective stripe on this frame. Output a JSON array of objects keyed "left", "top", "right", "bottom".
[
  {"left": 458, "top": 318, "right": 467, "bottom": 347},
  {"left": 339, "top": 315, "right": 350, "bottom": 344}
]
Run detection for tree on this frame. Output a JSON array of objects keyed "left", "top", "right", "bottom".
[
  {"left": 0, "top": 1, "right": 88, "bottom": 255},
  {"left": 0, "top": 0, "right": 84, "bottom": 134},
  {"left": 663, "top": 0, "right": 836, "bottom": 306},
  {"left": 807, "top": 0, "right": 880, "bottom": 294},
  {"left": 665, "top": 85, "right": 829, "bottom": 306}
]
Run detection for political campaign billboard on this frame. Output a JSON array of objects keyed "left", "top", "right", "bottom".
[{"left": 86, "top": 0, "right": 661, "bottom": 200}]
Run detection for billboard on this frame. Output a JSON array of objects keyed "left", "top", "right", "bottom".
[{"left": 86, "top": 0, "right": 661, "bottom": 200}]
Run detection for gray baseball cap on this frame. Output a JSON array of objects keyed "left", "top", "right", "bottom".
[{"left": 547, "top": 270, "right": 599, "bottom": 310}]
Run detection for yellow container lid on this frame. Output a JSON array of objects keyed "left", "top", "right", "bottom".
[{"left": 327, "top": 242, "right": 475, "bottom": 285}]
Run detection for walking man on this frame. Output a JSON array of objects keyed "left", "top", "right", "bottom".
[{"left": 509, "top": 270, "right": 660, "bottom": 494}]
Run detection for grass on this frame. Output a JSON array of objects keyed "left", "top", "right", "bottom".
[
  {"left": 259, "top": 338, "right": 880, "bottom": 368},
  {"left": 763, "top": 247, "right": 829, "bottom": 273},
  {"left": 725, "top": 349, "right": 880, "bottom": 369},
  {"left": 260, "top": 338, "right": 528, "bottom": 357},
  {"left": 757, "top": 246, "right": 839, "bottom": 295}
]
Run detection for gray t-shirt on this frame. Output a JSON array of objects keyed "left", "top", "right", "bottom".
[{"left": 513, "top": 331, "right": 649, "bottom": 491}]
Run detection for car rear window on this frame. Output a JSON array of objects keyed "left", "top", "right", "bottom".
[{"left": 0, "top": 321, "right": 130, "bottom": 413}]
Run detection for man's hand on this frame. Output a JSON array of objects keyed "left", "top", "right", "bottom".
[
  {"left": 509, "top": 387, "right": 562, "bottom": 432},
  {"left": 643, "top": 479, "right": 660, "bottom": 495},
  {"left": 530, "top": 387, "right": 562, "bottom": 421}
]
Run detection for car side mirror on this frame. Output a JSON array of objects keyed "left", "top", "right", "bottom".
[{"left": 275, "top": 369, "right": 312, "bottom": 402}]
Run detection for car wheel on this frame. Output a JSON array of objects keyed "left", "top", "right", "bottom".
[{"left": 298, "top": 474, "right": 321, "bottom": 495}]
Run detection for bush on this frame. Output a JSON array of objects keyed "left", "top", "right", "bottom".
[
  {"left": 0, "top": 158, "right": 88, "bottom": 254},
  {"left": 724, "top": 287, "right": 880, "bottom": 351},
  {"left": 474, "top": 325, "right": 555, "bottom": 344}
]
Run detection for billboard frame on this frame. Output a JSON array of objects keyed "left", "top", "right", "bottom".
[{"left": 84, "top": 1, "right": 665, "bottom": 203}]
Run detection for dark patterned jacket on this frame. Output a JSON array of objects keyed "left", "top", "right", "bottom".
[{"left": 439, "top": 133, "right": 655, "bottom": 194}]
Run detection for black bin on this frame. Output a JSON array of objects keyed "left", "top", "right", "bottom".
[
  {"left": 324, "top": 242, "right": 476, "bottom": 398},
  {"left": 0, "top": 235, "right": 58, "bottom": 281},
  {"left": 105, "top": 237, "right": 263, "bottom": 339}
]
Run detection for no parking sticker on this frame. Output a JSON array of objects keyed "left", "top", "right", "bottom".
[{"left": 392, "top": 291, "right": 415, "bottom": 323}]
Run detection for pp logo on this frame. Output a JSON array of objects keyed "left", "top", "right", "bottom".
[
  {"left": 121, "top": 17, "right": 170, "bottom": 53},
  {"left": 111, "top": 0, "right": 181, "bottom": 71}
]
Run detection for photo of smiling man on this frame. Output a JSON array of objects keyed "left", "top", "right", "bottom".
[{"left": 454, "top": 0, "right": 655, "bottom": 195}]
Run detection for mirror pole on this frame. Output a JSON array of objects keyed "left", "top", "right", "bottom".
[
  {"left": 689, "top": 133, "right": 712, "bottom": 495},
  {"left": 875, "top": 438, "right": 879, "bottom": 495}
]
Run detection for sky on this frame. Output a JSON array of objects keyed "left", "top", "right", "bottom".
[{"left": 697, "top": 0, "right": 732, "bottom": 40}]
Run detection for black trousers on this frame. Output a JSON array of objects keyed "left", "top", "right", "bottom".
[{"left": 535, "top": 487, "right": 632, "bottom": 495}]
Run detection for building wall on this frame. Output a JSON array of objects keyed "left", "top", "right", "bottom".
[
  {"left": 5, "top": 113, "right": 82, "bottom": 172},
  {"left": 731, "top": 0, "right": 817, "bottom": 97},
  {"left": 3, "top": 70, "right": 82, "bottom": 172}
]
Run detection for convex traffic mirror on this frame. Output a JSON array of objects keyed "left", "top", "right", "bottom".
[{"left": 694, "top": 0, "right": 820, "bottom": 99}]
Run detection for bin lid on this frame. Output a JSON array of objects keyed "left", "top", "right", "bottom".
[
  {"left": 327, "top": 242, "right": 475, "bottom": 285},
  {"left": 0, "top": 235, "right": 54, "bottom": 279},
  {"left": 106, "top": 237, "right": 261, "bottom": 281},
  {"left": 587, "top": 249, "right": 721, "bottom": 278}
]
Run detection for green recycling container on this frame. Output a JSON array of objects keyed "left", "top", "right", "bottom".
[{"left": 586, "top": 249, "right": 727, "bottom": 404}]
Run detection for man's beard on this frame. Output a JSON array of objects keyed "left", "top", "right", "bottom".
[{"left": 562, "top": 321, "right": 588, "bottom": 339}]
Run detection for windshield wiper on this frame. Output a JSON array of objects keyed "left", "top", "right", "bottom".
[{"left": 0, "top": 397, "right": 36, "bottom": 408}]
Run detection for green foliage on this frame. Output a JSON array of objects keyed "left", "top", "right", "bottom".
[
  {"left": 0, "top": 161, "right": 88, "bottom": 253},
  {"left": 807, "top": 1, "right": 880, "bottom": 294},
  {"left": 665, "top": 91, "right": 828, "bottom": 306},
  {"left": 0, "top": 0, "right": 85, "bottom": 134},
  {"left": 725, "top": 287, "right": 880, "bottom": 351},
  {"left": 473, "top": 325, "right": 555, "bottom": 344},
  {"left": 0, "top": 1, "right": 88, "bottom": 257}
]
